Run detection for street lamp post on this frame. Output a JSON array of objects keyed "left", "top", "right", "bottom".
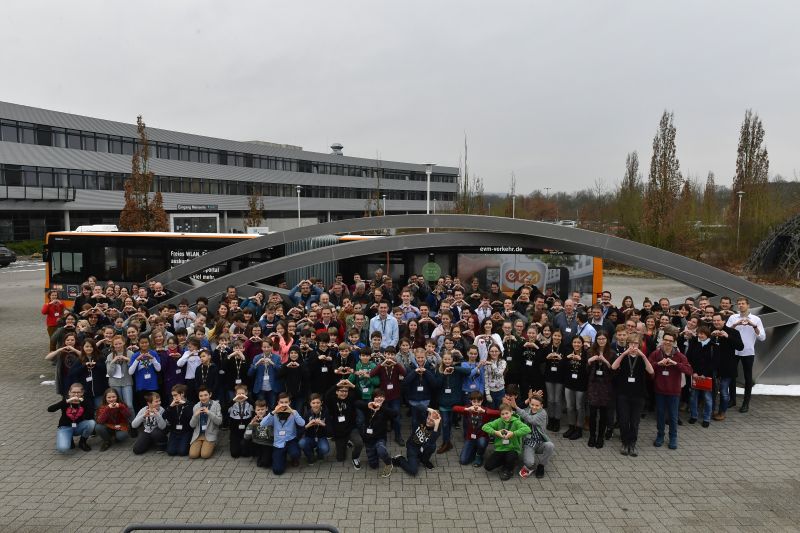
[
  {"left": 425, "top": 163, "right": 434, "bottom": 233},
  {"left": 736, "top": 190, "right": 745, "bottom": 253},
  {"left": 512, "top": 194, "right": 516, "bottom": 219},
  {"left": 382, "top": 194, "right": 387, "bottom": 216},
  {"left": 296, "top": 185, "right": 302, "bottom": 227},
  {"left": 433, "top": 198, "right": 437, "bottom": 214}
]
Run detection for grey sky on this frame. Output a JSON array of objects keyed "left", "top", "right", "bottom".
[{"left": 3, "top": 1, "right": 798, "bottom": 193}]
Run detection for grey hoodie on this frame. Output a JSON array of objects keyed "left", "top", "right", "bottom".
[{"left": 515, "top": 406, "right": 550, "bottom": 445}]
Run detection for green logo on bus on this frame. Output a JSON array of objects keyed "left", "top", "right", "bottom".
[{"left": 422, "top": 262, "right": 442, "bottom": 282}]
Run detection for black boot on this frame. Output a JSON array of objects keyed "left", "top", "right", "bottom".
[
  {"left": 739, "top": 399, "right": 750, "bottom": 413},
  {"left": 570, "top": 428, "right": 583, "bottom": 440},
  {"left": 552, "top": 418, "right": 561, "bottom": 432},
  {"left": 587, "top": 434, "right": 596, "bottom": 447},
  {"left": 562, "top": 425, "right": 575, "bottom": 439},
  {"left": 78, "top": 437, "right": 91, "bottom": 452},
  {"left": 595, "top": 436, "right": 604, "bottom": 449}
]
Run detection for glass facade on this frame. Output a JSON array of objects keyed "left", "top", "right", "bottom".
[
  {"left": 0, "top": 164, "right": 456, "bottom": 202},
  {"left": 0, "top": 118, "right": 457, "bottom": 184}
]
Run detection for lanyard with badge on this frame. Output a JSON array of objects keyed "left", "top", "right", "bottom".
[
  {"left": 627, "top": 354, "right": 638, "bottom": 383},
  {"left": 175, "top": 404, "right": 185, "bottom": 430}
]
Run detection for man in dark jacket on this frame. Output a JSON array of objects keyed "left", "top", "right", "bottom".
[
  {"left": 324, "top": 380, "right": 364, "bottom": 469},
  {"left": 710, "top": 314, "right": 744, "bottom": 421}
]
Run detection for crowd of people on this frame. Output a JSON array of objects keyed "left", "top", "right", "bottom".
[{"left": 42, "top": 269, "right": 766, "bottom": 481}]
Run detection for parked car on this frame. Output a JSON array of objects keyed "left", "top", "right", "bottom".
[
  {"left": 0, "top": 243, "right": 17, "bottom": 267},
  {"left": 558, "top": 220, "right": 578, "bottom": 228}
]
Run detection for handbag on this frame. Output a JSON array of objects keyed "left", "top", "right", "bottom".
[{"left": 691, "top": 375, "right": 712, "bottom": 391}]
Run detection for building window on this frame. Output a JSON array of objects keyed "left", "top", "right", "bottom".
[
  {"left": 95, "top": 133, "right": 108, "bottom": 153},
  {"left": 82, "top": 133, "right": 96, "bottom": 151},
  {"left": 35, "top": 125, "right": 53, "bottom": 146},
  {"left": 66, "top": 129, "right": 82, "bottom": 149},
  {"left": 1, "top": 121, "right": 18, "bottom": 142}
]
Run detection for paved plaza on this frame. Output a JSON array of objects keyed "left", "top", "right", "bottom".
[{"left": 1, "top": 268, "right": 800, "bottom": 532}]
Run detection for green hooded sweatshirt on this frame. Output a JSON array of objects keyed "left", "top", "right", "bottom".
[{"left": 482, "top": 414, "right": 531, "bottom": 453}]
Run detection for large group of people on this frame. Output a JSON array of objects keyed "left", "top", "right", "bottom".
[{"left": 43, "top": 269, "right": 766, "bottom": 480}]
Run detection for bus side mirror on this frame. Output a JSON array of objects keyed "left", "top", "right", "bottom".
[{"left": 42, "top": 249, "right": 50, "bottom": 263}]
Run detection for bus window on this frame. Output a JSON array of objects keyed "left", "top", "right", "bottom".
[
  {"left": 125, "top": 248, "right": 167, "bottom": 282},
  {"left": 100, "top": 246, "right": 123, "bottom": 281},
  {"left": 51, "top": 251, "right": 84, "bottom": 282}
]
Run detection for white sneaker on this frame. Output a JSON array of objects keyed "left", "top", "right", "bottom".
[{"left": 352, "top": 458, "right": 361, "bottom": 470}]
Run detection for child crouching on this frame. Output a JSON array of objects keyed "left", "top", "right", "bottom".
[{"left": 512, "top": 389, "right": 555, "bottom": 479}]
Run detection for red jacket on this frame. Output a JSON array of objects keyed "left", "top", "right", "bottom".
[
  {"left": 42, "top": 301, "right": 66, "bottom": 327},
  {"left": 453, "top": 405, "right": 500, "bottom": 440},
  {"left": 648, "top": 348, "right": 692, "bottom": 396},
  {"left": 96, "top": 403, "right": 131, "bottom": 432},
  {"left": 369, "top": 362, "right": 407, "bottom": 401}
]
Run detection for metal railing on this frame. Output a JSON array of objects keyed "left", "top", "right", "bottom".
[
  {"left": 123, "top": 524, "right": 339, "bottom": 533},
  {"left": 0, "top": 184, "right": 76, "bottom": 201}
]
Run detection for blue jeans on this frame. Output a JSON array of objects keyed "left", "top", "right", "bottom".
[
  {"left": 255, "top": 390, "right": 276, "bottom": 409},
  {"left": 690, "top": 387, "right": 713, "bottom": 422},
  {"left": 299, "top": 436, "right": 331, "bottom": 459},
  {"left": 718, "top": 377, "right": 732, "bottom": 413},
  {"left": 440, "top": 408, "right": 453, "bottom": 444},
  {"left": 386, "top": 398, "right": 402, "bottom": 440},
  {"left": 408, "top": 400, "right": 430, "bottom": 430},
  {"left": 655, "top": 394, "right": 680, "bottom": 446},
  {"left": 459, "top": 436, "right": 488, "bottom": 464},
  {"left": 56, "top": 420, "right": 96, "bottom": 453},
  {"left": 489, "top": 389, "right": 505, "bottom": 409},
  {"left": 365, "top": 438, "right": 390, "bottom": 468},
  {"left": 167, "top": 431, "right": 192, "bottom": 456},
  {"left": 272, "top": 439, "right": 301, "bottom": 475}
]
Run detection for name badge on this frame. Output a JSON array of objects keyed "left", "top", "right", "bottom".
[
  {"left": 366, "top": 428, "right": 374, "bottom": 435},
  {"left": 416, "top": 386, "right": 424, "bottom": 392},
  {"left": 85, "top": 376, "right": 93, "bottom": 382},
  {"left": 596, "top": 370, "right": 603, "bottom": 376},
  {"left": 219, "top": 369, "right": 225, "bottom": 375},
  {"left": 71, "top": 422, "right": 77, "bottom": 428},
  {"left": 362, "top": 387, "right": 369, "bottom": 393},
  {"left": 470, "top": 384, "right": 477, "bottom": 389},
  {"left": 662, "top": 370, "right": 669, "bottom": 376},
  {"left": 526, "top": 360, "right": 533, "bottom": 367},
  {"left": 238, "top": 424, "right": 245, "bottom": 430},
  {"left": 502, "top": 439, "right": 510, "bottom": 445},
  {"left": 176, "top": 424, "right": 183, "bottom": 430},
  {"left": 386, "top": 384, "right": 394, "bottom": 390},
  {"left": 551, "top": 366, "right": 558, "bottom": 372},
  {"left": 565, "top": 328, "right": 572, "bottom": 333},
  {"left": 321, "top": 367, "right": 329, "bottom": 373},
  {"left": 444, "top": 388, "right": 452, "bottom": 394},
  {"left": 470, "top": 433, "right": 477, "bottom": 440},
  {"left": 201, "top": 425, "right": 207, "bottom": 431},
  {"left": 628, "top": 377, "right": 636, "bottom": 383},
  {"left": 420, "top": 446, "right": 425, "bottom": 453},
  {"left": 506, "top": 357, "right": 512, "bottom": 362},
  {"left": 175, "top": 369, "right": 182, "bottom": 374},
  {"left": 144, "top": 373, "right": 152, "bottom": 380},
  {"left": 114, "top": 424, "right": 121, "bottom": 430},
  {"left": 279, "top": 430, "right": 286, "bottom": 436},
  {"left": 338, "top": 415, "right": 346, "bottom": 422},
  {"left": 571, "top": 373, "right": 578, "bottom": 379},
  {"left": 235, "top": 379, "right": 242, "bottom": 384}
]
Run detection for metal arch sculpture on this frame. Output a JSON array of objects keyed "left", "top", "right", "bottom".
[{"left": 152, "top": 215, "right": 800, "bottom": 385}]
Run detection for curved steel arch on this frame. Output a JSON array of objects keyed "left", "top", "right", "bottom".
[{"left": 152, "top": 215, "right": 800, "bottom": 384}]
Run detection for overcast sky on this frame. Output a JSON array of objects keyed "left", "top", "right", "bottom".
[{"left": 3, "top": 1, "right": 799, "bottom": 193}]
